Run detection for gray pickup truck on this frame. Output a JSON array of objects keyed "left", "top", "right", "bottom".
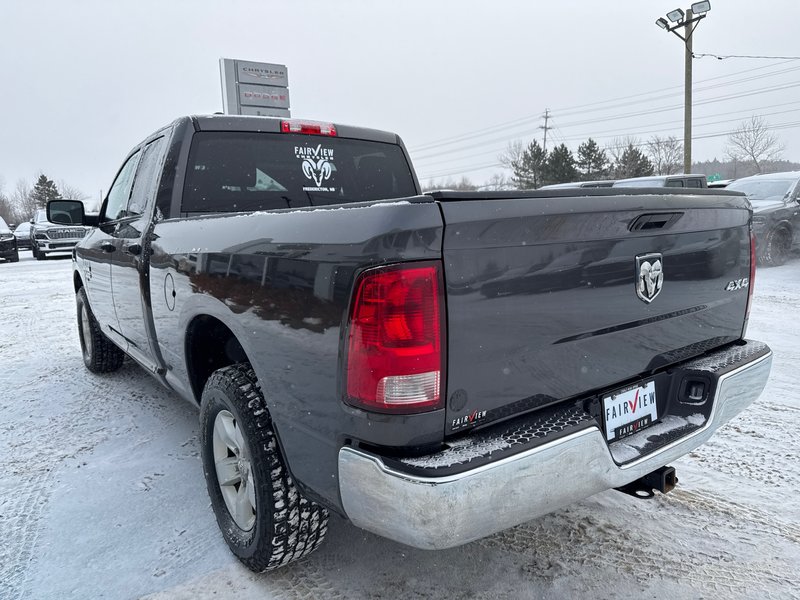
[{"left": 49, "top": 115, "right": 771, "bottom": 572}]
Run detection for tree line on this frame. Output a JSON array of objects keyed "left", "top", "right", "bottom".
[
  {"left": 0, "top": 174, "right": 87, "bottom": 226},
  {"left": 423, "top": 115, "right": 791, "bottom": 191}
]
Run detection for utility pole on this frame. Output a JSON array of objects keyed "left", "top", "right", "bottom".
[
  {"left": 655, "top": 2, "right": 711, "bottom": 174},
  {"left": 540, "top": 109, "right": 551, "bottom": 154},
  {"left": 683, "top": 9, "right": 693, "bottom": 174}
]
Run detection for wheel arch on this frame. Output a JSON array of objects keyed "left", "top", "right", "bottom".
[
  {"left": 185, "top": 314, "right": 249, "bottom": 405},
  {"left": 73, "top": 269, "right": 84, "bottom": 294}
]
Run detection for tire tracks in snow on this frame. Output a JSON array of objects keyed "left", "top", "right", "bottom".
[{"left": 478, "top": 490, "right": 800, "bottom": 599}]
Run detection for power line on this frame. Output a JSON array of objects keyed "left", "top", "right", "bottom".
[
  {"left": 694, "top": 53, "right": 800, "bottom": 60},
  {"left": 417, "top": 119, "right": 800, "bottom": 180},
  {"left": 413, "top": 102, "right": 800, "bottom": 170},
  {"left": 409, "top": 60, "right": 798, "bottom": 152},
  {"left": 411, "top": 80, "right": 800, "bottom": 162}
]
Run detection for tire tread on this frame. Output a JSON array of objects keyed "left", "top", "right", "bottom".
[{"left": 201, "top": 364, "right": 328, "bottom": 572}]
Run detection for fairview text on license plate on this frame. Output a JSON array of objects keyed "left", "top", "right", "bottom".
[{"left": 602, "top": 380, "right": 658, "bottom": 442}]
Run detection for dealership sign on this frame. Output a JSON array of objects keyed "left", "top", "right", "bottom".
[{"left": 219, "top": 58, "right": 290, "bottom": 117}]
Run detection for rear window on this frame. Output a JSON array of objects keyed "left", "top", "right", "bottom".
[{"left": 182, "top": 132, "right": 417, "bottom": 213}]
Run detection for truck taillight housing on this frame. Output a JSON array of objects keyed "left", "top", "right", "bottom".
[
  {"left": 744, "top": 230, "right": 756, "bottom": 335},
  {"left": 345, "top": 262, "right": 445, "bottom": 414},
  {"left": 281, "top": 120, "right": 337, "bottom": 136}
]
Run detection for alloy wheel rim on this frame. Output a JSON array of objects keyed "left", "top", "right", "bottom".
[
  {"left": 212, "top": 409, "right": 256, "bottom": 531},
  {"left": 80, "top": 304, "right": 92, "bottom": 360}
]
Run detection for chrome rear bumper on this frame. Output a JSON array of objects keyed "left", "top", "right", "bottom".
[{"left": 338, "top": 344, "right": 772, "bottom": 550}]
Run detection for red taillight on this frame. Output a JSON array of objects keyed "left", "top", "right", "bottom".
[
  {"left": 280, "top": 120, "right": 337, "bottom": 136},
  {"left": 743, "top": 230, "right": 756, "bottom": 335},
  {"left": 345, "top": 262, "right": 445, "bottom": 414}
]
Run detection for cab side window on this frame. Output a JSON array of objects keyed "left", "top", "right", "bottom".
[
  {"left": 104, "top": 151, "right": 141, "bottom": 221},
  {"left": 128, "top": 137, "right": 167, "bottom": 217},
  {"left": 686, "top": 179, "right": 703, "bottom": 188}
]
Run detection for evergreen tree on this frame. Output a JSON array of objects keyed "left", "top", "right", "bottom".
[
  {"left": 511, "top": 140, "right": 547, "bottom": 189},
  {"left": 576, "top": 138, "right": 610, "bottom": 180},
  {"left": 543, "top": 143, "right": 577, "bottom": 185},
  {"left": 30, "top": 174, "right": 62, "bottom": 209},
  {"left": 614, "top": 144, "right": 654, "bottom": 178}
]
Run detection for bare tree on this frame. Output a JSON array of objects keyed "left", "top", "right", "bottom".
[
  {"left": 0, "top": 179, "right": 14, "bottom": 224},
  {"left": 58, "top": 180, "right": 89, "bottom": 201},
  {"left": 606, "top": 136, "right": 641, "bottom": 165},
  {"left": 646, "top": 135, "right": 683, "bottom": 175},
  {"left": 423, "top": 176, "right": 477, "bottom": 192},
  {"left": 498, "top": 140, "right": 525, "bottom": 171},
  {"left": 481, "top": 173, "right": 513, "bottom": 190},
  {"left": 11, "top": 178, "right": 36, "bottom": 223},
  {"left": 725, "top": 116, "right": 784, "bottom": 174}
]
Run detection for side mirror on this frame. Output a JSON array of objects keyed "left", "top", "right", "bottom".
[{"left": 47, "top": 200, "right": 86, "bottom": 226}]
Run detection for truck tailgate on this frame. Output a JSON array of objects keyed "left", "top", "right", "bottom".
[{"left": 436, "top": 190, "right": 752, "bottom": 435}]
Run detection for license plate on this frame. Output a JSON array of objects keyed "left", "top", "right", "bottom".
[{"left": 602, "top": 380, "right": 658, "bottom": 442}]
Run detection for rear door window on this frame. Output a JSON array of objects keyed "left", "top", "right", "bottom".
[
  {"left": 182, "top": 132, "right": 417, "bottom": 213},
  {"left": 104, "top": 152, "right": 141, "bottom": 221},
  {"left": 128, "top": 137, "right": 167, "bottom": 217}
]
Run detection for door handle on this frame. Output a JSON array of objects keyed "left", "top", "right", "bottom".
[
  {"left": 100, "top": 242, "right": 116, "bottom": 253},
  {"left": 125, "top": 243, "right": 142, "bottom": 256}
]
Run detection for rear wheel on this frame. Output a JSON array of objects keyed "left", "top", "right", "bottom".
[
  {"left": 76, "top": 287, "right": 125, "bottom": 373},
  {"left": 9, "top": 251, "right": 19, "bottom": 263},
  {"left": 759, "top": 227, "right": 791, "bottom": 267},
  {"left": 200, "top": 364, "right": 328, "bottom": 572}
]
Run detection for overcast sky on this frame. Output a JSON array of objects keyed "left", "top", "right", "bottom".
[{"left": 2, "top": 0, "right": 799, "bottom": 201}]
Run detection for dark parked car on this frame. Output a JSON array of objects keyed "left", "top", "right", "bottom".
[
  {"left": 726, "top": 171, "right": 800, "bottom": 266},
  {"left": 12, "top": 221, "right": 32, "bottom": 250},
  {"left": 0, "top": 216, "right": 20, "bottom": 263}
]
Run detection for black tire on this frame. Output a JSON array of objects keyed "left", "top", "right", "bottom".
[
  {"left": 35, "top": 246, "right": 45, "bottom": 261},
  {"left": 76, "top": 287, "right": 125, "bottom": 373},
  {"left": 200, "top": 364, "right": 328, "bottom": 572},
  {"left": 9, "top": 252, "right": 19, "bottom": 263},
  {"left": 759, "top": 227, "right": 791, "bottom": 267}
]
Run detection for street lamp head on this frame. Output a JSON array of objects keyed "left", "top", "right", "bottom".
[
  {"left": 691, "top": 1, "right": 711, "bottom": 14},
  {"left": 656, "top": 17, "right": 669, "bottom": 29},
  {"left": 667, "top": 8, "right": 685, "bottom": 22}
]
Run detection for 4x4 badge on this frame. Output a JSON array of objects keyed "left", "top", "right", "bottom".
[{"left": 636, "top": 253, "right": 663, "bottom": 303}]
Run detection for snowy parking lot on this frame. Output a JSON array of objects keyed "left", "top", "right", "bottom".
[{"left": 1, "top": 250, "right": 798, "bottom": 600}]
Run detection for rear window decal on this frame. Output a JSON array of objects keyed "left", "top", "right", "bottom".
[{"left": 296, "top": 144, "right": 335, "bottom": 191}]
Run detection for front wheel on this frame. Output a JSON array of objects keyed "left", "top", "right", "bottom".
[
  {"left": 76, "top": 287, "right": 125, "bottom": 373},
  {"left": 200, "top": 364, "right": 328, "bottom": 572},
  {"left": 759, "top": 227, "right": 792, "bottom": 267}
]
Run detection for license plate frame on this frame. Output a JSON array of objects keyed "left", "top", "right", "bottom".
[{"left": 602, "top": 380, "right": 658, "bottom": 442}]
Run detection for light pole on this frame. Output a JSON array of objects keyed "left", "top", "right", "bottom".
[{"left": 656, "top": 1, "right": 711, "bottom": 174}]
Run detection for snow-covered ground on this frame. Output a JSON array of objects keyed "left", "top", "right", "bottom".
[{"left": 1, "top": 250, "right": 798, "bottom": 600}]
